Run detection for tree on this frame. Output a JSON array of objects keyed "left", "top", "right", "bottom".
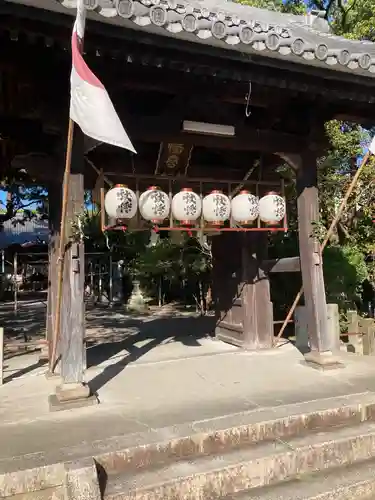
[
  {"left": 0, "top": 168, "right": 48, "bottom": 228},
  {"left": 237, "top": 0, "right": 375, "bottom": 41},
  {"left": 317, "top": 121, "right": 375, "bottom": 250},
  {"left": 131, "top": 234, "right": 212, "bottom": 307},
  {"left": 236, "top": 0, "right": 375, "bottom": 316},
  {"left": 235, "top": 0, "right": 305, "bottom": 14},
  {"left": 306, "top": 0, "right": 375, "bottom": 40}
]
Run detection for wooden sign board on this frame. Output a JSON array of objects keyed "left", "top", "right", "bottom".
[{"left": 155, "top": 142, "right": 193, "bottom": 176}]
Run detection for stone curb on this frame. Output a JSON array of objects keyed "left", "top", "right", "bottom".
[
  {"left": 233, "top": 458, "right": 375, "bottom": 499},
  {"left": 0, "top": 459, "right": 101, "bottom": 499},
  {"left": 64, "top": 458, "right": 101, "bottom": 500},
  {"left": 3, "top": 392, "right": 374, "bottom": 477},
  {"left": 2, "top": 392, "right": 375, "bottom": 499},
  {"left": 104, "top": 422, "right": 375, "bottom": 499},
  {"left": 94, "top": 392, "right": 375, "bottom": 474},
  {"left": 0, "top": 463, "right": 65, "bottom": 498}
]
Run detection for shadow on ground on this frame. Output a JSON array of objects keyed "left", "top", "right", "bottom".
[
  {"left": 86, "top": 314, "right": 217, "bottom": 395},
  {"left": 0, "top": 298, "right": 218, "bottom": 391},
  {"left": 2, "top": 359, "right": 48, "bottom": 384},
  {"left": 0, "top": 301, "right": 46, "bottom": 343}
]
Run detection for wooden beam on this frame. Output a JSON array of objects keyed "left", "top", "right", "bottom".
[
  {"left": 109, "top": 71, "right": 281, "bottom": 109},
  {"left": 125, "top": 117, "right": 307, "bottom": 154},
  {"left": 334, "top": 113, "right": 375, "bottom": 126},
  {"left": 263, "top": 257, "right": 301, "bottom": 273},
  {"left": 4, "top": 114, "right": 309, "bottom": 155},
  {"left": 101, "top": 171, "right": 284, "bottom": 186}
]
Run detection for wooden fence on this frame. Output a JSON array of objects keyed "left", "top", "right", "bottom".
[{"left": 346, "top": 311, "right": 375, "bottom": 356}]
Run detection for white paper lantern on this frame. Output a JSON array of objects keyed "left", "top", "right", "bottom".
[
  {"left": 172, "top": 188, "right": 202, "bottom": 226},
  {"left": 104, "top": 184, "right": 137, "bottom": 220},
  {"left": 231, "top": 190, "right": 259, "bottom": 225},
  {"left": 259, "top": 192, "right": 286, "bottom": 225},
  {"left": 139, "top": 186, "right": 170, "bottom": 223},
  {"left": 202, "top": 190, "right": 231, "bottom": 226}
]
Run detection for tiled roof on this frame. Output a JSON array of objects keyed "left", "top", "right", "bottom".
[{"left": 53, "top": 0, "right": 375, "bottom": 78}]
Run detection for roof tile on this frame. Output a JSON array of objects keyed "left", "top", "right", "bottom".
[{"left": 27, "top": 0, "right": 375, "bottom": 77}]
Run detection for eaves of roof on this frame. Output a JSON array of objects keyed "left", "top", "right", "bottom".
[{"left": 5, "top": 0, "right": 375, "bottom": 80}]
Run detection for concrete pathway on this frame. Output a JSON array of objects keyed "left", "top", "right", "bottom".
[{"left": 2, "top": 336, "right": 375, "bottom": 474}]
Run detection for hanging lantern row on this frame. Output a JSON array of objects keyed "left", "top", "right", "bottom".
[{"left": 104, "top": 185, "right": 286, "bottom": 226}]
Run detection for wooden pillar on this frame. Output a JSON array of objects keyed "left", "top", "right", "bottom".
[
  {"left": 297, "top": 152, "right": 341, "bottom": 367},
  {"left": 213, "top": 232, "right": 243, "bottom": 346},
  {"left": 241, "top": 233, "right": 273, "bottom": 349},
  {"left": 50, "top": 128, "right": 95, "bottom": 410},
  {"left": 43, "top": 184, "right": 62, "bottom": 365},
  {"left": 213, "top": 232, "right": 273, "bottom": 349}
]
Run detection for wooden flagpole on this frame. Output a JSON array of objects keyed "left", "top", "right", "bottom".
[
  {"left": 50, "top": 118, "right": 75, "bottom": 372},
  {"left": 274, "top": 150, "right": 372, "bottom": 345}
]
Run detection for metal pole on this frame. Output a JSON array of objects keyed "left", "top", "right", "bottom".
[
  {"left": 13, "top": 252, "right": 18, "bottom": 316},
  {"left": 98, "top": 263, "right": 102, "bottom": 303},
  {"left": 109, "top": 253, "right": 113, "bottom": 304},
  {"left": 89, "top": 260, "right": 94, "bottom": 298},
  {"left": 1, "top": 250, "right": 4, "bottom": 274}
]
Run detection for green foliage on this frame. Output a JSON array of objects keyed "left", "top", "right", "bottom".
[
  {"left": 238, "top": 0, "right": 375, "bottom": 41},
  {"left": 253, "top": 0, "right": 375, "bottom": 312},
  {"left": 323, "top": 245, "right": 369, "bottom": 308},
  {"left": 133, "top": 238, "right": 182, "bottom": 281},
  {"left": 325, "top": 120, "right": 366, "bottom": 160},
  {"left": 76, "top": 209, "right": 212, "bottom": 303},
  {"left": 317, "top": 122, "right": 375, "bottom": 254},
  {"left": 328, "top": 0, "right": 375, "bottom": 41},
  {"left": 131, "top": 236, "right": 212, "bottom": 300},
  {"left": 269, "top": 117, "right": 375, "bottom": 315},
  {"left": 235, "top": 0, "right": 306, "bottom": 14}
]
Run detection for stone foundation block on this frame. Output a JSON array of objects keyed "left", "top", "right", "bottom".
[{"left": 64, "top": 459, "right": 101, "bottom": 500}]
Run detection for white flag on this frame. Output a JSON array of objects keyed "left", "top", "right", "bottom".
[
  {"left": 370, "top": 136, "right": 375, "bottom": 155},
  {"left": 69, "top": 0, "right": 135, "bottom": 152}
]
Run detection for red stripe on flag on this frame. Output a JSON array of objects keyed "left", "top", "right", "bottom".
[{"left": 72, "top": 31, "right": 104, "bottom": 89}]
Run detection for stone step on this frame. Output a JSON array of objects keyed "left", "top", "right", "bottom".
[
  {"left": 103, "top": 421, "right": 375, "bottom": 499},
  {"left": 228, "top": 458, "right": 375, "bottom": 499},
  {"left": 0, "top": 463, "right": 66, "bottom": 499},
  {"left": 3, "top": 393, "right": 375, "bottom": 499},
  {"left": 94, "top": 392, "right": 375, "bottom": 476},
  {"left": 0, "top": 458, "right": 100, "bottom": 500}
]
